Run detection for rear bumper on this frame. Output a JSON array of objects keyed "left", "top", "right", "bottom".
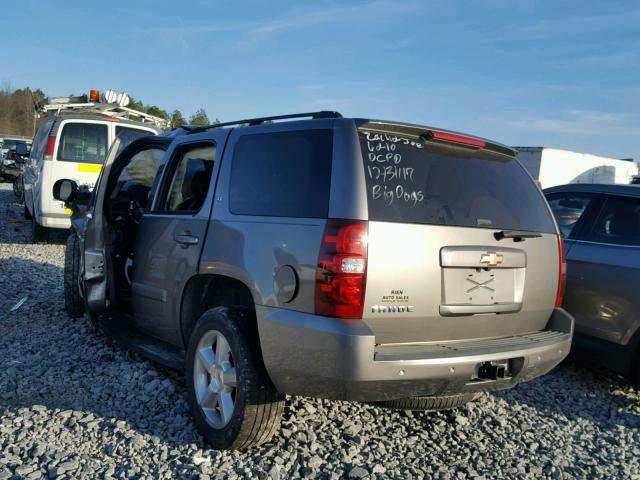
[{"left": 257, "top": 307, "right": 574, "bottom": 401}]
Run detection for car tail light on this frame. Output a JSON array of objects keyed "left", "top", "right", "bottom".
[
  {"left": 555, "top": 235, "right": 567, "bottom": 308},
  {"left": 424, "top": 130, "right": 486, "bottom": 148},
  {"left": 43, "top": 136, "right": 56, "bottom": 160},
  {"left": 315, "top": 219, "right": 368, "bottom": 319}
]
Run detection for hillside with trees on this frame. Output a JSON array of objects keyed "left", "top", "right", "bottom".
[{"left": 0, "top": 84, "right": 212, "bottom": 137}]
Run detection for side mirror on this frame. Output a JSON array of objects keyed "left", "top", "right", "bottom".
[
  {"left": 53, "top": 179, "right": 79, "bottom": 203},
  {"left": 15, "top": 143, "right": 28, "bottom": 156}
]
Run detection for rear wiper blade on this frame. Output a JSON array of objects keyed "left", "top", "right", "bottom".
[{"left": 494, "top": 230, "right": 542, "bottom": 242}]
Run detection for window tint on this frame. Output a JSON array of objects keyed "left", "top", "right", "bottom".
[
  {"left": 359, "top": 129, "right": 556, "bottom": 233},
  {"left": 116, "top": 126, "right": 153, "bottom": 153},
  {"left": 163, "top": 145, "right": 216, "bottom": 212},
  {"left": 57, "top": 123, "right": 108, "bottom": 164},
  {"left": 110, "top": 148, "right": 166, "bottom": 210},
  {"left": 546, "top": 194, "right": 593, "bottom": 238},
  {"left": 585, "top": 196, "right": 640, "bottom": 246},
  {"left": 229, "top": 129, "right": 333, "bottom": 218}
]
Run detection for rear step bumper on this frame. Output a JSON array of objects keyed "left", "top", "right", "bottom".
[{"left": 257, "top": 307, "right": 573, "bottom": 402}]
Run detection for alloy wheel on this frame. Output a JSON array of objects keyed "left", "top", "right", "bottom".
[{"left": 193, "top": 330, "right": 237, "bottom": 428}]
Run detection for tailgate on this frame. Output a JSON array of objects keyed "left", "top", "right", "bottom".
[
  {"left": 363, "top": 222, "right": 559, "bottom": 344},
  {"left": 357, "top": 123, "right": 559, "bottom": 344}
]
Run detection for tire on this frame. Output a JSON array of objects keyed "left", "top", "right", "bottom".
[
  {"left": 373, "top": 392, "right": 481, "bottom": 411},
  {"left": 185, "top": 307, "right": 284, "bottom": 450},
  {"left": 31, "top": 216, "right": 49, "bottom": 244},
  {"left": 64, "top": 234, "right": 84, "bottom": 318}
]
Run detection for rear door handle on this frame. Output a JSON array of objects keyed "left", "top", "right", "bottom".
[{"left": 174, "top": 233, "right": 199, "bottom": 246}]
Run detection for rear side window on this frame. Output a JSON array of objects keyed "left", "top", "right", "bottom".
[
  {"left": 546, "top": 194, "right": 594, "bottom": 238},
  {"left": 116, "top": 126, "right": 153, "bottom": 153},
  {"left": 584, "top": 196, "right": 640, "bottom": 246},
  {"left": 229, "top": 129, "right": 333, "bottom": 218},
  {"left": 57, "top": 123, "right": 108, "bottom": 164},
  {"left": 359, "top": 129, "right": 556, "bottom": 233}
]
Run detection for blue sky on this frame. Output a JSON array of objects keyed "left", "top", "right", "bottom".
[{"left": 3, "top": 0, "right": 639, "bottom": 160}]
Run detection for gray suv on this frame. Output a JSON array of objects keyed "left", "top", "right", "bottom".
[{"left": 55, "top": 111, "right": 573, "bottom": 450}]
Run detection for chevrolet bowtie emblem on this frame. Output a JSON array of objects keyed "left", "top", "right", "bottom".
[{"left": 480, "top": 252, "right": 503, "bottom": 267}]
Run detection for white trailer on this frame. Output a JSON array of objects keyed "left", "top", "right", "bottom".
[{"left": 514, "top": 147, "right": 637, "bottom": 189}]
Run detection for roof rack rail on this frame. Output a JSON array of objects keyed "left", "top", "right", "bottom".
[
  {"left": 183, "top": 111, "right": 342, "bottom": 133},
  {"left": 40, "top": 102, "right": 170, "bottom": 129}
]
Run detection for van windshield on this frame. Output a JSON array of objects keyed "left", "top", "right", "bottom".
[
  {"left": 57, "top": 123, "right": 108, "bottom": 164},
  {"left": 359, "top": 128, "right": 556, "bottom": 233}
]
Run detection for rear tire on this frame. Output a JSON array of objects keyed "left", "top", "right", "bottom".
[
  {"left": 373, "top": 392, "right": 480, "bottom": 411},
  {"left": 64, "top": 234, "right": 84, "bottom": 318},
  {"left": 185, "top": 307, "right": 284, "bottom": 450},
  {"left": 31, "top": 217, "right": 49, "bottom": 243}
]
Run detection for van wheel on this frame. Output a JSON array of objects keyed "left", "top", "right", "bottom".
[
  {"left": 185, "top": 307, "right": 284, "bottom": 450},
  {"left": 64, "top": 234, "right": 84, "bottom": 318},
  {"left": 373, "top": 392, "right": 481, "bottom": 411},
  {"left": 31, "top": 217, "right": 48, "bottom": 243}
]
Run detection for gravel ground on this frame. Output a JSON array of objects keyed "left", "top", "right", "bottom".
[{"left": 0, "top": 181, "right": 639, "bottom": 479}]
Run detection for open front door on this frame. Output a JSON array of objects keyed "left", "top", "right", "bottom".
[
  {"left": 81, "top": 138, "right": 122, "bottom": 315},
  {"left": 83, "top": 136, "right": 171, "bottom": 316}
]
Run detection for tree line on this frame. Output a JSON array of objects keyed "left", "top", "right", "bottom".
[
  {"left": 128, "top": 98, "right": 216, "bottom": 128},
  {"left": 0, "top": 84, "right": 214, "bottom": 137}
]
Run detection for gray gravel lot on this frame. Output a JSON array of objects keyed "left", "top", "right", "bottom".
[{"left": 0, "top": 182, "right": 639, "bottom": 479}]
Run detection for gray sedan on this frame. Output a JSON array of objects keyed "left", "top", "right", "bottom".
[{"left": 545, "top": 183, "right": 640, "bottom": 382}]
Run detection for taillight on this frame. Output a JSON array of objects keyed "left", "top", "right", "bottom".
[
  {"left": 424, "top": 130, "right": 486, "bottom": 149},
  {"left": 315, "top": 219, "right": 368, "bottom": 319},
  {"left": 555, "top": 235, "right": 567, "bottom": 308},
  {"left": 44, "top": 136, "right": 56, "bottom": 160}
]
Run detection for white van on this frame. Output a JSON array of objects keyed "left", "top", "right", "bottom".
[{"left": 23, "top": 114, "right": 159, "bottom": 242}]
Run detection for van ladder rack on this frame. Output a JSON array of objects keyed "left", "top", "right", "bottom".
[
  {"left": 183, "top": 111, "right": 342, "bottom": 133},
  {"left": 41, "top": 102, "right": 170, "bottom": 129}
]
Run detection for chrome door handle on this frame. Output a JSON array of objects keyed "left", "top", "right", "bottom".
[{"left": 174, "top": 233, "right": 199, "bottom": 246}]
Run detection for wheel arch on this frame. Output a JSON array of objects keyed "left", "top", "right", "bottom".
[{"left": 180, "top": 273, "right": 257, "bottom": 349}]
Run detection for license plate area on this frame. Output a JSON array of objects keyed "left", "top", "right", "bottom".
[
  {"left": 443, "top": 268, "right": 516, "bottom": 305},
  {"left": 439, "top": 246, "right": 527, "bottom": 316}
]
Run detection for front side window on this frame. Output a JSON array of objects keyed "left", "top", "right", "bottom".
[
  {"left": 109, "top": 147, "right": 166, "bottom": 210},
  {"left": 546, "top": 194, "right": 593, "bottom": 238},
  {"left": 115, "top": 126, "right": 154, "bottom": 153},
  {"left": 584, "top": 196, "right": 640, "bottom": 246},
  {"left": 162, "top": 144, "right": 216, "bottom": 213},
  {"left": 229, "top": 129, "right": 333, "bottom": 218},
  {"left": 57, "top": 123, "right": 108, "bottom": 164}
]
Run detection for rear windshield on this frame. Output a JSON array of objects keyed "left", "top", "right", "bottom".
[
  {"left": 57, "top": 123, "right": 108, "bottom": 164},
  {"left": 1, "top": 140, "right": 29, "bottom": 150},
  {"left": 359, "top": 129, "right": 556, "bottom": 233}
]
